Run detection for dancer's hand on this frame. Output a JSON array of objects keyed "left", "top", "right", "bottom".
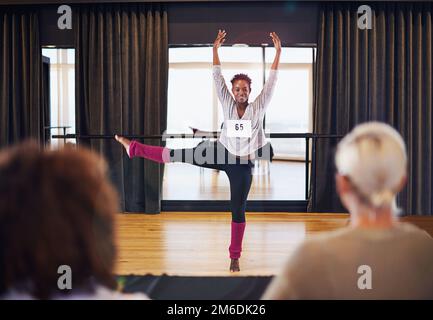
[
  {"left": 213, "top": 29, "right": 226, "bottom": 50},
  {"left": 270, "top": 32, "right": 281, "bottom": 52}
]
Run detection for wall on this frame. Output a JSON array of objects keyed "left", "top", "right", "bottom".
[{"left": 36, "top": 1, "right": 319, "bottom": 47}]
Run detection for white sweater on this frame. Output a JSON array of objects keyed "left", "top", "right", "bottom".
[
  {"left": 1, "top": 285, "right": 149, "bottom": 300},
  {"left": 213, "top": 65, "right": 278, "bottom": 157}
]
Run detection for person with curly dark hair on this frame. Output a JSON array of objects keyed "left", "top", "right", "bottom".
[
  {"left": 0, "top": 142, "right": 148, "bottom": 300},
  {"left": 116, "top": 30, "right": 281, "bottom": 272}
]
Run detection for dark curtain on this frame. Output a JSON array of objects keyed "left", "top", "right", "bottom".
[
  {"left": 309, "top": 2, "right": 433, "bottom": 215},
  {"left": 75, "top": 4, "right": 168, "bottom": 213},
  {"left": 0, "top": 9, "right": 42, "bottom": 147}
]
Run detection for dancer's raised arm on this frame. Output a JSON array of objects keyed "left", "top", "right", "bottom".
[
  {"left": 213, "top": 29, "right": 226, "bottom": 66},
  {"left": 212, "top": 30, "right": 234, "bottom": 111},
  {"left": 270, "top": 32, "right": 281, "bottom": 70},
  {"left": 253, "top": 32, "right": 281, "bottom": 111}
]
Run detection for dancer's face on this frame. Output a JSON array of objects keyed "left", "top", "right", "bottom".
[{"left": 231, "top": 80, "right": 250, "bottom": 105}]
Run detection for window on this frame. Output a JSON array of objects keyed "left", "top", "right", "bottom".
[
  {"left": 167, "top": 47, "right": 263, "bottom": 149},
  {"left": 41, "top": 48, "right": 75, "bottom": 146},
  {"left": 164, "top": 46, "right": 314, "bottom": 201},
  {"left": 264, "top": 47, "right": 313, "bottom": 159},
  {"left": 167, "top": 46, "right": 313, "bottom": 158}
]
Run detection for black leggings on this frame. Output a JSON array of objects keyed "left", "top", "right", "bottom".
[{"left": 168, "top": 140, "right": 253, "bottom": 223}]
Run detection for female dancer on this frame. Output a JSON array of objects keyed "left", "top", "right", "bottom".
[{"left": 116, "top": 30, "right": 281, "bottom": 272}]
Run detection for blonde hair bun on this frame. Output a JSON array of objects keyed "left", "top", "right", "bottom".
[{"left": 335, "top": 122, "right": 407, "bottom": 209}]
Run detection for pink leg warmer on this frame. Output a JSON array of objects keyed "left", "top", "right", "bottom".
[
  {"left": 229, "top": 222, "right": 246, "bottom": 259},
  {"left": 129, "top": 140, "right": 171, "bottom": 163}
]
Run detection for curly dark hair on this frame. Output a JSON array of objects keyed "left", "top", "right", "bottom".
[
  {"left": 0, "top": 142, "right": 119, "bottom": 299},
  {"left": 230, "top": 73, "right": 252, "bottom": 90}
]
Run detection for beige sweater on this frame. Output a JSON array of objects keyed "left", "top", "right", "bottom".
[{"left": 263, "top": 222, "right": 433, "bottom": 299}]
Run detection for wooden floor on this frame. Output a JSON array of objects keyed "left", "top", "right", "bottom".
[{"left": 114, "top": 212, "right": 433, "bottom": 276}]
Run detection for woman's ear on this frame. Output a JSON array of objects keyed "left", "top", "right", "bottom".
[
  {"left": 397, "top": 175, "right": 407, "bottom": 193},
  {"left": 335, "top": 173, "right": 351, "bottom": 196}
]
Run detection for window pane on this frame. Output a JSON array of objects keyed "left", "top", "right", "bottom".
[
  {"left": 165, "top": 46, "right": 313, "bottom": 201},
  {"left": 49, "top": 70, "right": 58, "bottom": 126},
  {"left": 169, "top": 47, "right": 262, "bottom": 63},
  {"left": 168, "top": 68, "right": 214, "bottom": 132},
  {"left": 42, "top": 48, "right": 75, "bottom": 146},
  {"left": 218, "top": 47, "right": 262, "bottom": 63},
  {"left": 265, "top": 47, "right": 313, "bottom": 64},
  {"left": 67, "top": 68, "right": 76, "bottom": 142},
  {"left": 169, "top": 47, "right": 212, "bottom": 63},
  {"left": 167, "top": 67, "right": 213, "bottom": 149},
  {"left": 265, "top": 67, "right": 311, "bottom": 157},
  {"left": 67, "top": 49, "right": 75, "bottom": 64},
  {"left": 42, "top": 48, "right": 58, "bottom": 63}
]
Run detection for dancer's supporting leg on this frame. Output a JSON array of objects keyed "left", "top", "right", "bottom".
[{"left": 226, "top": 163, "right": 253, "bottom": 272}]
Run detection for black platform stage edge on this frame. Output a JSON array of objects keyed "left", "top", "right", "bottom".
[{"left": 117, "top": 275, "right": 273, "bottom": 300}]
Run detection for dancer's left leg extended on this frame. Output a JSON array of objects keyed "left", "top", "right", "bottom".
[{"left": 115, "top": 135, "right": 170, "bottom": 163}]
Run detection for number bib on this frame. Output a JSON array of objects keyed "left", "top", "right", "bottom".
[{"left": 226, "top": 120, "right": 252, "bottom": 138}]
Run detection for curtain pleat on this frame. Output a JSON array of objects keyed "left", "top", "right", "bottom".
[
  {"left": 309, "top": 2, "right": 433, "bottom": 215},
  {"left": 75, "top": 4, "right": 168, "bottom": 213},
  {"left": 0, "top": 8, "right": 42, "bottom": 147}
]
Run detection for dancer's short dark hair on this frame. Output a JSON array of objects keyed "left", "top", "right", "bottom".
[
  {"left": 231, "top": 74, "right": 252, "bottom": 90},
  {"left": 0, "top": 141, "right": 119, "bottom": 299}
]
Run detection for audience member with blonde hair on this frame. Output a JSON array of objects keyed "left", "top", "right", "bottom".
[
  {"left": 263, "top": 122, "right": 433, "bottom": 299},
  {"left": 0, "top": 142, "right": 148, "bottom": 300}
]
